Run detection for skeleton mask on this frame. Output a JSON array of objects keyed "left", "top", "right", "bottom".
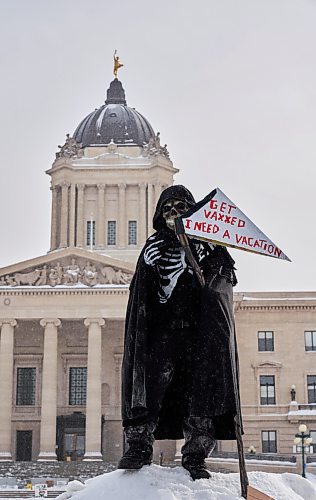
[{"left": 162, "top": 198, "right": 190, "bottom": 230}]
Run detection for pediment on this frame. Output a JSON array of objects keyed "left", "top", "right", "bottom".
[
  {"left": 252, "top": 361, "right": 283, "bottom": 369},
  {"left": 0, "top": 248, "right": 134, "bottom": 288}
]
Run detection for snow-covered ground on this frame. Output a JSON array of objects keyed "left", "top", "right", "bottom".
[
  {"left": 0, "top": 466, "right": 315, "bottom": 499},
  {"left": 47, "top": 464, "right": 316, "bottom": 500}
]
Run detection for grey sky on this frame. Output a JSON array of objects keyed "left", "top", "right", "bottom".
[{"left": 1, "top": 0, "right": 315, "bottom": 291}]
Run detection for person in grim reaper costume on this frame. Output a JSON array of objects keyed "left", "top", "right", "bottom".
[{"left": 118, "top": 185, "right": 243, "bottom": 481}]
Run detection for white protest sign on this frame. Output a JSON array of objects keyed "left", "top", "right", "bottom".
[
  {"left": 34, "top": 484, "right": 48, "bottom": 497},
  {"left": 179, "top": 188, "right": 290, "bottom": 261}
]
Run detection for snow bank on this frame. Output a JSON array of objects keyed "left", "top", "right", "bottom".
[{"left": 54, "top": 464, "right": 316, "bottom": 500}]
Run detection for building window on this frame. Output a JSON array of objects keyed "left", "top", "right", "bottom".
[
  {"left": 261, "top": 431, "right": 277, "bottom": 453},
  {"left": 86, "top": 221, "right": 95, "bottom": 246},
  {"left": 260, "top": 375, "right": 276, "bottom": 405},
  {"left": 305, "top": 331, "right": 316, "bottom": 351},
  {"left": 310, "top": 431, "right": 316, "bottom": 453},
  {"left": 307, "top": 375, "right": 316, "bottom": 404},
  {"left": 258, "top": 331, "right": 274, "bottom": 352},
  {"left": 128, "top": 220, "right": 137, "bottom": 245},
  {"left": 107, "top": 221, "right": 116, "bottom": 245},
  {"left": 69, "top": 367, "right": 87, "bottom": 405},
  {"left": 16, "top": 368, "right": 36, "bottom": 406}
]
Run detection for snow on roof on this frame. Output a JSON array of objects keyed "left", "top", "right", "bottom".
[{"left": 52, "top": 464, "right": 316, "bottom": 500}]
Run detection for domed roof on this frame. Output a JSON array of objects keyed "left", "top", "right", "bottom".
[{"left": 73, "top": 79, "right": 155, "bottom": 147}]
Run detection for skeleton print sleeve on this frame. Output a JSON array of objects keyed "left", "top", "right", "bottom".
[
  {"left": 143, "top": 239, "right": 165, "bottom": 267},
  {"left": 194, "top": 241, "right": 215, "bottom": 263}
]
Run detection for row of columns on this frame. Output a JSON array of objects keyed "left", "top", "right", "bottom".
[
  {"left": 0, "top": 318, "right": 106, "bottom": 462},
  {"left": 50, "top": 182, "right": 165, "bottom": 251}
]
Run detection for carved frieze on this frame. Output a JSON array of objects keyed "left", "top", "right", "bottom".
[{"left": 0, "top": 258, "right": 133, "bottom": 288}]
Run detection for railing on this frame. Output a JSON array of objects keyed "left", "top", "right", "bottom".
[
  {"left": 298, "top": 403, "right": 316, "bottom": 411},
  {"left": 211, "top": 451, "right": 296, "bottom": 462}
]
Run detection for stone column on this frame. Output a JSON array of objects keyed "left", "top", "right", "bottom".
[
  {"left": 154, "top": 181, "right": 162, "bottom": 207},
  {"left": 69, "top": 184, "right": 76, "bottom": 247},
  {"left": 0, "top": 319, "right": 16, "bottom": 461},
  {"left": 38, "top": 318, "right": 60, "bottom": 461},
  {"left": 97, "top": 184, "right": 105, "bottom": 248},
  {"left": 147, "top": 183, "right": 154, "bottom": 236},
  {"left": 50, "top": 185, "right": 58, "bottom": 251},
  {"left": 84, "top": 318, "right": 105, "bottom": 461},
  {"left": 76, "top": 184, "right": 85, "bottom": 247},
  {"left": 60, "top": 182, "right": 70, "bottom": 248},
  {"left": 118, "top": 183, "right": 126, "bottom": 247},
  {"left": 138, "top": 183, "right": 147, "bottom": 244},
  {"left": 175, "top": 439, "right": 185, "bottom": 458},
  {"left": 114, "top": 353, "right": 123, "bottom": 410}
]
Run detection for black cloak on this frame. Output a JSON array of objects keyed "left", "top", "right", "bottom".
[{"left": 121, "top": 185, "right": 243, "bottom": 441}]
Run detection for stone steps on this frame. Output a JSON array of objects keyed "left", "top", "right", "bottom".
[
  {"left": 0, "top": 491, "right": 63, "bottom": 498},
  {"left": 0, "top": 461, "right": 116, "bottom": 481}
]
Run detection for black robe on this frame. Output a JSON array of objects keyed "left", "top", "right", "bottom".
[{"left": 121, "top": 185, "right": 243, "bottom": 441}]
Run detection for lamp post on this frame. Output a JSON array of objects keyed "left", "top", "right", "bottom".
[{"left": 293, "top": 424, "right": 312, "bottom": 478}]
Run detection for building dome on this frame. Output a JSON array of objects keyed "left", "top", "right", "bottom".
[{"left": 73, "top": 79, "right": 155, "bottom": 147}]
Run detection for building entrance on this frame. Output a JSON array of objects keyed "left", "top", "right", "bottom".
[
  {"left": 16, "top": 431, "right": 32, "bottom": 461},
  {"left": 56, "top": 412, "right": 86, "bottom": 461},
  {"left": 64, "top": 433, "right": 85, "bottom": 461}
]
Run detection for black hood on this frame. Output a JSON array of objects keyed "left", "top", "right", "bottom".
[{"left": 153, "top": 185, "right": 196, "bottom": 231}]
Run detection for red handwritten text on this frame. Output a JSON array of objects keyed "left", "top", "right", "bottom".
[
  {"left": 204, "top": 209, "right": 245, "bottom": 227},
  {"left": 235, "top": 234, "right": 282, "bottom": 257}
]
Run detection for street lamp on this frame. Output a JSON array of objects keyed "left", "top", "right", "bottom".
[
  {"left": 290, "top": 384, "right": 296, "bottom": 402},
  {"left": 294, "top": 424, "right": 312, "bottom": 478}
]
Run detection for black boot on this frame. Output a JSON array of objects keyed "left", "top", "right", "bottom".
[
  {"left": 117, "top": 443, "right": 153, "bottom": 470},
  {"left": 182, "top": 454, "right": 211, "bottom": 480},
  {"left": 118, "top": 424, "right": 154, "bottom": 470}
]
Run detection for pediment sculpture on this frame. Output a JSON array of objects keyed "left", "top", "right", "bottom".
[
  {"left": 56, "top": 134, "right": 84, "bottom": 159},
  {"left": 0, "top": 258, "right": 133, "bottom": 287},
  {"left": 142, "top": 132, "right": 170, "bottom": 159}
]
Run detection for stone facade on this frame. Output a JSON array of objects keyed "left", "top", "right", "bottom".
[
  {"left": 1, "top": 269, "right": 316, "bottom": 462},
  {"left": 221, "top": 292, "right": 316, "bottom": 459},
  {"left": 0, "top": 250, "right": 132, "bottom": 462}
]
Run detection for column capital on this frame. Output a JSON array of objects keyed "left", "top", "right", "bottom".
[
  {"left": 40, "top": 318, "right": 61, "bottom": 328},
  {"left": 50, "top": 185, "right": 58, "bottom": 192},
  {"left": 84, "top": 318, "right": 105, "bottom": 327},
  {"left": 61, "top": 181, "right": 70, "bottom": 189},
  {"left": 118, "top": 183, "right": 126, "bottom": 190},
  {"left": 77, "top": 183, "right": 85, "bottom": 191},
  {"left": 138, "top": 182, "right": 146, "bottom": 189},
  {"left": 97, "top": 183, "right": 106, "bottom": 190},
  {"left": 0, "top": 319, "right": 17, "bottom": 328}
]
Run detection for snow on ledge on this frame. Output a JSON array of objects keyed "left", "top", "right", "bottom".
[
  {"left": 242, "top": 296, "right": 316, "bottom": 301},
  {"left": 52, "top": 464, "right": 316, "bottom": 500},
  {"left": 288, "top": 409, "right": 316, "bottom": 416},
  {"left": 0, "top": 284, "right": 129, "bottom": 291}
]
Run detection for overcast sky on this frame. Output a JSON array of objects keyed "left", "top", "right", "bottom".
[{"left": 1, "top": 0, "right": 315, "bottom": 291}]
